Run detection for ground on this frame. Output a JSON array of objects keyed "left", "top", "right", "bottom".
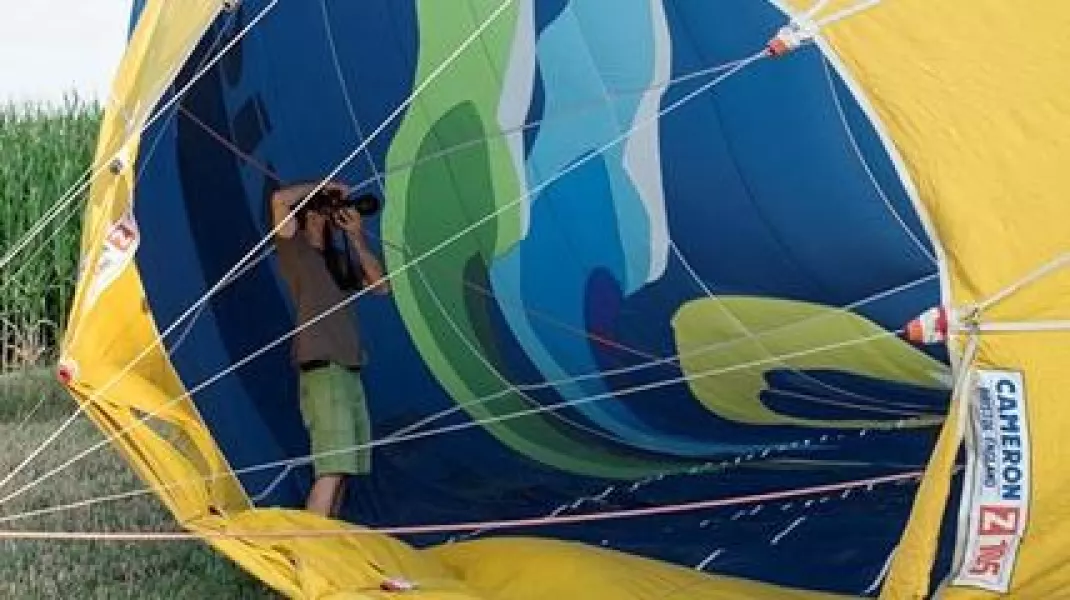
[{"left": 0, "top": 369, "right": 278, "bottom": 599}]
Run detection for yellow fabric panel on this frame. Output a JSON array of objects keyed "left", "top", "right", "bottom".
[
  {"left": 943, "top": 334, "right": 1070, "bottom": 599},
  {"left": 810, "top": 1, "right": 1070, "bottom": 597},
  {"left": 69, "top": 0, "right": 222, "bottom": 327},
  {"left": 63, "top": 0, "right": 248, "bottom": 520},
  {"left": 69, "top": 3, "right": 488, "bottom": 597},
  {"left": 429, "top": 537, "right": 854, "bottom": 600},
  {"left": 69, "top": 0, "right": 1069, "bottom": 598},
  {"left": 190, "top": 509, "right": 480, "bottom": 599},
  {"left": 69, "top": 0, "right": 225, "bottom": 317},
  {"left": 877, "top": 348, "right": 969, "bottom": 599}
]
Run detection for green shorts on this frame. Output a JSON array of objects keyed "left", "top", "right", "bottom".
[{"left": 298, "top": 363, "right": 372, "bottom": 477}]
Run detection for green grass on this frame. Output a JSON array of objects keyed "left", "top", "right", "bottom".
[
  {"left": 0, "top": 99, "right": 278, "bottom": 598},
  {"left": 0, "top": 371, "right": 279, "bottom": 599}
]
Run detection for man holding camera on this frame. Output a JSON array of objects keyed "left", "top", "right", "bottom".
[{"left": 270, "top": 180, "right": 389, "bottom": 518}]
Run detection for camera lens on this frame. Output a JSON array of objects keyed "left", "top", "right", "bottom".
[{"left": 352, "top": 194, "right": 381, "bottom": 217}]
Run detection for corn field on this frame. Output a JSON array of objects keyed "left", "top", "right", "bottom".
[{"left": 0, "top": 97, "right": 99, "bottom": 373}]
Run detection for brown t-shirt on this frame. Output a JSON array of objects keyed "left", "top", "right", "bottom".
[{"left": 276, "top": 234, "right": 365, "bottom": 368}]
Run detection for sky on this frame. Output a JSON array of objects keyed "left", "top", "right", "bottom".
[{"left": 0, "top": 0, "right": 133, "bottom": 105}]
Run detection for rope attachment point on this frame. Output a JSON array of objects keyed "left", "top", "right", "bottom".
[
  {"left": 903, "top": 306, "right": 950, "bottom": 345},
  {"left": 56, "top": 358, "right": 79, "bottom": 387},
  {"left": 766, "top": 19, "right": 818, "bottom": 57},
  {"left": 903, "top": 305, "right": 987, "bottom": 346}
]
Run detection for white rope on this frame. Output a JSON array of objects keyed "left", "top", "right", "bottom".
[
  {"left": 249, "top": 464, "right": 297, "bottom": 504},
  {"left": 0, "top": 0, "right": 286, "bottom": 495},
  {"left": 819, "top": 57, "right": 937, "bottom": 265},
  {"left": 863, "top": 548, "right": 896, "bottom": 595},
  {"left": 6, "top": 194, "right": 76, "bottom": 429},
  {"left": 0, "top": 0, "right": 522, "bottom": 504},
  {"left": 0, "top": 48, "right": 764, "bottom": 510},
  {"left": 0, "top": 7, "right": 241, "bottom": 282},
  {"left": 951, "top": 336, "right": 979, "bottom": 424},
  {"left": 803, "top": 0, "right": 834, "bottom": 20},
  {"left": 977, "top": 320, "right": 1070, "bottom": 333},
  {"left": 669, "top": 240, "right": 910, "bottom": 416},
  {"left": 0, "top": 470, "right": 924, "bottom": 542},
  {"left": 0, "top": 488, "right": 150, "bottom": 526},
  {"left": 0, "top": 172, "right": 88, "bottom": 274},
  {"left": 765, "top": 387, "right": 930, "bottom": 418},
  {"left": 13, "top": 396, "right": 51, "bottom": 433},
  {"left": 339, "top": 56, "right": 750, "bottom": 198},
  {"left": 976, "top": 252, "right": 1070, "bottom": 313},
  {"left": 318, "top": 0, "right": 384, "bottom": 193},
  {"left": 3, "top": 0, "right": 918, "bottom": 520},
  {"left": 816, "top": 0, "right": 883, "bottom": 27},
  {"left": 5, "top": 189, "right": 84, "bottom": 288},
  {"left": 0, "top": 326, "right": 905, "bottom": 527},
  {"left": 391, "top": 271, "right": 940, "bottom": 440},
  {"left": 0, "top": 0, "right": 518, "bottom": 503}
]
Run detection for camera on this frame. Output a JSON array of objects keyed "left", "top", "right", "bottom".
[{"left": 306, "top": 188, "right": 382, "bottom": 218}]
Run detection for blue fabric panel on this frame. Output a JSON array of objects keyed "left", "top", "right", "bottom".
[{"left": 126, "top": 1, "right": 958, "bottom": 595}]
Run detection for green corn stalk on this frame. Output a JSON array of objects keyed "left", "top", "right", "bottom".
[{"left": 0, "top": 95, "right": 102, "bottom": 373}]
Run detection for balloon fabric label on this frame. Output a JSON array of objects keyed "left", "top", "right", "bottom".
[
  {"left": 950, "top": 370, "right": 1029, "bottom": 593},
  {"left": 83, "top": 209, "right": 140, "bottom": 313}
]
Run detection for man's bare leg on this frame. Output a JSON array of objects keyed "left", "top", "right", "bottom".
[
  {"left": 307, "top": 474, "right": 345, "bottom": 517},
  {"left": 330, "top": 476, "right": 349, "bottom": 517}
]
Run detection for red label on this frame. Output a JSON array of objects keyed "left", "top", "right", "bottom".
[
  {"left": 968, "top": 539, "right": 1011, "bottom": 577},
  {"left": 107, "top": 221, "right": 137, "bottom": 251},
  {"left": 978, "top": 505, "right": 1020, "bottom": 536}
]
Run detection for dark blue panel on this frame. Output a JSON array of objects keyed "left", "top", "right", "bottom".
[{"left": 125, "top": 0, "right": 957, "bottom": 595}]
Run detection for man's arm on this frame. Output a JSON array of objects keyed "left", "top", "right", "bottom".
[
  {"left": 347, "top": 229, "right": 390, "bottom": 295},
  {"left": 337, "top": 208, "right": 390, "bottom": 295}
]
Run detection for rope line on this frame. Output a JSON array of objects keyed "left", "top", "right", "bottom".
[
  {"left": 976, "top": 252, "right": 1070, "bottom": 313},
  {"left": 0, "top": 0, "right": 517, "bottom": 503},
  {"left": 0, "top": 470, "right": 921, "bottom": 542},
  {"left": 0, "top": 326, "right": 913, "bottom": 527},
  {"left": 0, "top": 0, "right": 287, "bottom": 496},
  {"left": 977, "top": 320, "right": 1070, "bottom": 333},
  {"left": 177, "top": 100, "right": 658, "bottom": 449},
  {"left": 0, "top": 2, "right": 958, "bottom": 551},
  {"left": 668, "top": 240, "right": 918, "bottom": 416},
  {"left": 816, "top": 0, "right": 883, "bottom": 27},
  {"left": 178, "top": 98, "right": 663, "bottom": 365},
  {"left": 5, "top": 7, "right": 243, "bottom": 436},
  {"left": 1, "top": 2, "right": 276, "bottom": 278},
  {"left": 0, "top": 45, "right": 765, "bottom": 511},
  {"left": 0, "top": 263, "right": 942, "bottom": 527},
  {"left": 818, "top": 56, "right": 937, "bottom": 265}
]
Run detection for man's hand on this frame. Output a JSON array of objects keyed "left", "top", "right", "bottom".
[
  {"left": 324, "top": 181, "right": 352, "bottom": 197},
  {"left": 336, "top": 207, "right": 390, "bottom": 295},
  {"left": 334, "top": 207, "right": 363, "bottom": 235}
]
